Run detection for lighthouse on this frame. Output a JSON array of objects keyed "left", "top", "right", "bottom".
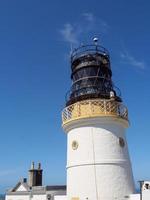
[{"left": 62, "top": 39, "right": 135, "bottom": 200}]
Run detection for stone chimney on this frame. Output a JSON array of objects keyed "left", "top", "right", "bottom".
[{"left": 28, "top": 162, "right": 43, "bottom": 187}]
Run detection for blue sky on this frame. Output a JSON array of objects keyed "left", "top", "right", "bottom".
[{"left": 0, "top": 0, "right": 150, "bottom": 193}]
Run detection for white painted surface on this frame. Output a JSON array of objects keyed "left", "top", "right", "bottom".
[
  {"left": 130, "top": 194, "right": 140, "bottom": 200},
  {"left": 6, "top": 194, "right": 66, "bottom": 200},
  {"left": 32, "top": 194, "right": 47, "bottom": 200},
  {"left": 130, "top": 192, "right": 150, "bottom": 200},
  {"left": 54, "top": 195, "right": 67, "bottom": 200},
  {"left": 64, "top": 117, "right": 135, "bottom": 200},
  {"left": 142, "top": 181, "right": 150, "bottom": 200},
  {"left": 143, "top": 191, "right": 150, "bottom": 200},
  {"left": 6, "top": 195, "right": 29, "bottom": 200},
  {"left": 16, "top": 185, "right": 27, "bottom": 192},
  {"left": 6, "top": 194, "right": 47, "bottom": 200}
]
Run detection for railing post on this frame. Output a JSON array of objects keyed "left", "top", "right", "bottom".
[
  {"left": 89, "top": 100, "right": 92, "bottom": 116},
  {"left": 77, "top": 102, "right": 80, "bottom": 117},
  {"left": 104, "top": 100, "right": 106, "bottom": 114}
]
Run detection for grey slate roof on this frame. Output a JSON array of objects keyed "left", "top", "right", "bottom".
[
  {"left": 45, "top": 186, "right": 66, "bottom": 191},
  {"left": 6, "top": 181, "right": 66, "bottom": 196}
]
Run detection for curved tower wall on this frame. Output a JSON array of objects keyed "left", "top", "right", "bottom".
[{"left": 64, "top": 117, "right": 135, "bottom": 200}]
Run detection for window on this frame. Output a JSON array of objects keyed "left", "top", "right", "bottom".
[
  {"left": 119, "top": 137, "right": 125, "bottom": 148},
  {"left": 72, "top": 141, "right": 79, "bottom": 150}
]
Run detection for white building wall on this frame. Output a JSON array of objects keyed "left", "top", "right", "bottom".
[
  {"left": 143, "top": 191, "right": 150, "bottom": 200},
  {"left": 130, "top": 194, "right": 140, "bottom": 200},
  {"left": 65, "top": 117, "right": 135, "bottom": 200},
  {"left": 130, "top": 192, "right": 150, "bottom": 200},
  {"left": 142, "top": 181, "right": 150, "bottom": 200},
  {"left": 6, "top": 194, "right": 66, "bottom": 200},
  {"left": 32, "top": 194, "right": 47, "bottom": 200},
  {"left": 6, "top": 194, "right": 47, "bottom": 200},
  {"left": 54, "top": 195, "right": 67, "bottom": 200},
  {"left": 5, "top": 195, "right": 29, "bottom": 200}
]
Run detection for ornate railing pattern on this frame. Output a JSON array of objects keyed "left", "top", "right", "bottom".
[{"left": 62, "top": 99, "right": 128, "bottom": 125}]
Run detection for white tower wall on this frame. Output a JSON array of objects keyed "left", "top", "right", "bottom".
[{"left": 64, "top": 117, "right": 135, "bottom": 200}]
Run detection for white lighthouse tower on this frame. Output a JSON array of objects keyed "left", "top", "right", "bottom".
[{"left": 62, "top": 39, "right": 135, "bottom": 200}]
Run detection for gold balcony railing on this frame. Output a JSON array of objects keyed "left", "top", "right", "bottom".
[{"left": 62, "top": 99, "right": 128, "bottom": 125}]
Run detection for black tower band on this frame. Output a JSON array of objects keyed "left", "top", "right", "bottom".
[{"left": 66, "top": 43, "right": 121, "bottom": 106}]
